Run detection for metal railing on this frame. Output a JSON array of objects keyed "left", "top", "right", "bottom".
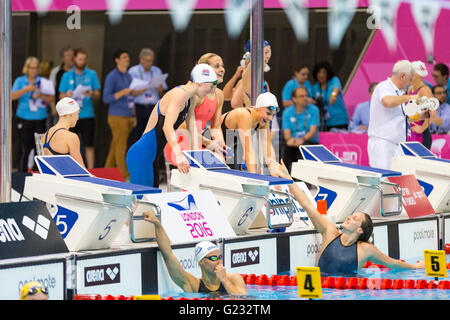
[{"left": 199, "top": 183, "right": 294, "bottom": 230}]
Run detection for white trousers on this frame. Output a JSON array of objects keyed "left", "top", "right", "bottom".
[{"left": 367, "top": 136, "right": 402, "bottom": 170}]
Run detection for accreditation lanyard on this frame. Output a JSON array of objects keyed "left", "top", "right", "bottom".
[
  {"left": 294, "top": 108, "right": 309, "bottom": 138},
  {"left": 394, "top": 88, "right": 411, "bottom": 140}
]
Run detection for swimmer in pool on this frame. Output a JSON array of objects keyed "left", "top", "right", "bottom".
[
  {"left": 143, "top": 210, "right": 247, "bottom": 295},
  {"left": 272, "top": 160, "right": 425, "bottom": 275}
]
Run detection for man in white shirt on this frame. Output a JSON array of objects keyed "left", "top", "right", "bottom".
[
  {"left": 367, "top": 60, "right": 424, "bottom": 170},
  {"left": 128, "top": 48, "right": 168, "bottom": 143}
]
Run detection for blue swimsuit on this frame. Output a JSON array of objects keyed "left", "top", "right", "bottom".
[
  {"left": 126, "top": 88, "right": 191, "bottom": 187},
  {"left": 318, "top": 234, "right": 358, "bottom": 276}
]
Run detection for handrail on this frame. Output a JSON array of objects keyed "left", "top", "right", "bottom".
[
  {"left": 129, "top": 200, "right": 161, "bottom": 243},
  {"left": 198, "top": 183, "right": 294, "bottom": 230}
]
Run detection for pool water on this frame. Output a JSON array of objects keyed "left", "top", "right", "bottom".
[{"left": 167, "top": 258, "right": 450, "bottom": 300}]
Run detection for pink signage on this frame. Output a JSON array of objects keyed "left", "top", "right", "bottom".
[
  {"left": 319, "top": 132, "right": 450, "bottom": 166},
  {"left": 344, "top": 2, "right": 450, "bottom": 118},
  {"left": 12, "top": 0, "right": 370, "bottom": 11}
]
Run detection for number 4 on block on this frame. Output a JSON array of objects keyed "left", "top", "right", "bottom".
[{"left": 296, "top": 267, "right": 322, "bottom": 299}]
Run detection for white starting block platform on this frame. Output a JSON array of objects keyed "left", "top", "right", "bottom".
[
  {"left": 170, "top": 150, "right": 311, "bottom": 235},
  {"left": 24, "top": 155, "right": 162, "bottom": 251},
  {"left": 291, "top": 145, "right": 405, "bottom": 223},
  {"left": 392, "top": 141, "right": 450, "bottom": 213}
]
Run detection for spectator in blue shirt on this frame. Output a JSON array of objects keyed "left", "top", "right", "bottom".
[
  {"left": 430, "top": 85, "right": 450, "bottom": 134},
  {"left": 128, "top": 48, "right": 168, "bottom": 145},
  {"left": 432, "top": 63, "right": 450, "bottom": 104},
  {"left": 311, "top": 61, "right": 349, "bottom": 131},
  {"left": 282, "top": 87, "right": 320, "bottom": 172},
  {"left": 348, "top": 82, "right": 378, "bottom": 133},
  {"left": 59, "top": 48, "right": 101, "bottom": 169},
  {"left": 281, "top": 65, "right": 313, "bottom": 108},
  {"left": 103, "top": 49, "right": 145, "bottom": 180},
  {"left": 12, "top": 56, "right": 55, "bottom": 171}
]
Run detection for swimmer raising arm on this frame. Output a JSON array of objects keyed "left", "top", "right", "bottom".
[
  {"left": 143, "top": 210, "right": 247, "bottom": 295},
  {"left": 272, "top": 160, "right": 425, "bottom": 271}
]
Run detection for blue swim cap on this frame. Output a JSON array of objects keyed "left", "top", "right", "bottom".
[{"left": 244, "top": 39, "right": 270, "bottom": 52}]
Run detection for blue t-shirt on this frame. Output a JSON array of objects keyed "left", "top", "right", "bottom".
[
  {"left": 103, "top": 68, "right": 134, "bottom": 117},
  {"left": 128, "top": 64, "right": 168, "bottom": 105},
  {"left": 282, "top": 104, "right": 320, "bottom": 143},
  {"left": 12, "top": 75, "right": 48, "bottom": 120},
  {"left": 311, "top": 76, "right": 349, "bottom": 127},
  {"left": 348, "top": 100, "right": 370, "bottom": 132},
  {"left": 281, "top": 77, "right": 312, "bottom": 106},
  {"left": 58, "top": 67, "right": 100, "bottom": 119}
]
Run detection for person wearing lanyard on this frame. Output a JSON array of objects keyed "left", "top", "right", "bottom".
[
  {"left": 310, "top": 61, "right": 349, "bottom": 131},
  {"left": 281, "top": 87, "right": 320, "bottom": 172},
  {"left": 128, "top": 48, "right": 168, "bottom": 145},
  {"left": 367, "top": 60, "right": 430, "bottom": 170},
  {"left": 12, "top": 56, "right": 55, "bottom": 172},
  {"left": 58, "top": 48, "right": 101, "bottom": 169},
  {"left": 103, "top": 49, "right": 146, "bottom": 180},
  {"left": 281, "top": 65, "right": 313, "bottom": 108}
]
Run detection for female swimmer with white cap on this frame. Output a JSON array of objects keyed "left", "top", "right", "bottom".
[
  {"left": 126, "top": 64, "right": 218, "bottom": 188},
  {"left": 143, "top": 210, "right": 247, "bottom": 295},
  {"left": 41, "top": 97, "right": 85, "bottom": 167},
  {"left": 220, "top": 91, "right": 282, "bottom": 174},
  {"left": 164, "top": 53, "right": 229, "bottom": 164}
]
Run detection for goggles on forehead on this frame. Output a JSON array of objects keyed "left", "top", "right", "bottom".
[
  {"left": 21, "top": 285, "right": 49, "bottom": 300},
  {"left": 205, "top": 254, "right": 223, "bottom": 261}
]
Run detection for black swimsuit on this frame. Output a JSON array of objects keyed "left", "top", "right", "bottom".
[
  {"left": 198, "top": 279, "right": 228, "bottom": 294},
  {"left": 221, "top": 108, "right": 259, "bottom": 170},
  {"left": 43, "top": 128, "right": 70, "bottom": 155}
]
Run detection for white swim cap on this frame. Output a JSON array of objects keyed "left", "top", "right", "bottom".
[
  {"left": 411, "top": 60, "right": 428, "bottom": 77},
  {"left": 194, "top": 241, "right": 219, "bottom": 263},
  {"left": 56, "top": 97, "right": 80, "bottom": 116},
  {"left": 255, "top": 92, "right": 279, "bottom": 109},
  {"left": 191, "top": 64, "right": 218, "bottom": 84}
]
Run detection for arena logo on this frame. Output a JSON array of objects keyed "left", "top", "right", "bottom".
[
  {"left": 0, "top": 215, "right": 50, "bottom": 243},
  {"left": 230, "top": 247, "right": 260, "bottom": 268},
  {"left": 84, "top": 264, "right": 121, "bottom": 287}
]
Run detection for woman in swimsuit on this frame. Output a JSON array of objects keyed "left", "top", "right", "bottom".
[
  {"left": 220, "top": 92, "right": 281, "bottom": 174},
  {"left": 41, "top": 97, "right": 85, "bottom": 167},
  {"left": 272, "top": 160, "right": 425, "bottom": 275},
  {"left": 143, "top": 209, "right": 247, "bottom": 295},
  {"left": 231, "top": 40, "right": 272, "bottom": 109},
  {"left": 407, "top": 61, "right": 435, "bottom": 149},
  {"left": 126, "top": 64, "right": 217, "bottom": 187},
  {"left": 164, "top": 53, "right": 228, "bottom": 164}
]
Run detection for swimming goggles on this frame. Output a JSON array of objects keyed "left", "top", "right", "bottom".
[
  {"left": 206, "top": 254, "right": 223, "bottom": 261},
  {"left": 21, "top": 285, "right": 49, "bottom": 300},
  {"left": 267, "top": 106, "right": 280, "bottom": 113}
]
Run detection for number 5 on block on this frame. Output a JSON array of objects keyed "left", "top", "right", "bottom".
[
  {"left": 424, "top": 250, "right": 447, "bottom": 278},
  {"left": 296, "top": 267, "right": 322, "bottom": 299}
]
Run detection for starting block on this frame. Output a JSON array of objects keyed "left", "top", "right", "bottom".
[
  {"left": 23, "top": 155, "right": 162, "bottom": 251},
  {"left": 170, "top": 150, "right": 297, "bottom": 235},
  {"left": 291, "top": 145, "right": 404, "bottom": 223},
  {"left": 392, "top": 142, "right": 450, "bottom": 213}
]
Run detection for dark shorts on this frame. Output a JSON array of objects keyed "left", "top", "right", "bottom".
[{"left": 71, "top": 117, "right": 95, "bottom": 147}]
